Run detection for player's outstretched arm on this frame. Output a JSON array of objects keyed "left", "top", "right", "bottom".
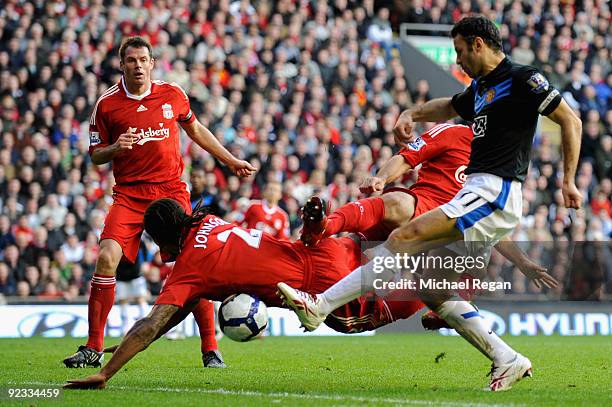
[
  {"left": 64, "top": 304, "right": 180, "bottom": 389},
  {"left": 494, "top": 237, "right": 559, "bottom": 289},
  {"left": 393, "top": 98, "right": 456, "bottom": 147},
  {"left": 360, "top": 155, "right": 412, "bottom": 194},
  {"left": 103, "top": 300, "right": 199, "bottom": 354},
  {"left": 181, "top": 119, "right": 256, "bottom": 177},
  {"left": 546, "top": 99, "right": 583, "bottom": 209}
]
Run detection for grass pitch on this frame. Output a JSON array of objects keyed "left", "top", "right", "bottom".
[{"left": 1, "top": 334, "right": 610, "bottom": 406}]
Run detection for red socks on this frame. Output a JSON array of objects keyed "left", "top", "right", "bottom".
[
  {"left": 193, "top": 299, "right": 218, "bottom": 353},
  {"left": 86, "top": 274, "right": 116, "bottom": 352},
  {"left": 86, "top": 278, "right": 218, "bottom": 354},
  {"left": 325, "top": 197, "right": 386, "bottom": 237}
]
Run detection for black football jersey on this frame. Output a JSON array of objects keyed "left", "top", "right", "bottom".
[{"left": 451, "top": 57, "right": 562, "bottom": 182}]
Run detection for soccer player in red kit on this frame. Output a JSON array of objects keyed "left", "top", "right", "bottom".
[
  {"left": 301, "top": 123, "right": 473, "bottom": 246},
  {"left": 243, "top": 181, "right": 290, "bottom": 240},
  {"left": 63, "top": 36, "right": 255, "bottom": 369},
  {"left": 63, "top": 198, "right": 426, "bottom": 389}
]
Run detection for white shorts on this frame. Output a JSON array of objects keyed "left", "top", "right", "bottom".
[
  {"left": 116, "top": 276, "right": 149, "bottom": 301},
  {"left": 440, "top": 173, "right": 522, "bottom": 258}
]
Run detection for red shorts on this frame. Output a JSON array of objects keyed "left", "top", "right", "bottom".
[{"left": 101, "top": 180, "right": 191, "bottom": 263}]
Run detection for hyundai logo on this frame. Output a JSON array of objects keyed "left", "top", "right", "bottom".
[{"left": 17, "top": 312, "right": 88, "bottom": 338}]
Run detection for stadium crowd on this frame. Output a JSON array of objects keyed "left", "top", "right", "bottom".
[{"left": 0, "top": 0, "right": 609, "bottom": 302}]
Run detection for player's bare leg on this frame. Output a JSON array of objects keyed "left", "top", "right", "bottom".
[
  {"left": 64, "top": 239, "right": 123, "bottom": 368},
  {"left": 381, "top": 191, "right": 415, "bottom": 226}
]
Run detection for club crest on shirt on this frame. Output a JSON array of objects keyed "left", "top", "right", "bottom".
[
  {"left": 162, "top": 103, "right": 174, "bottom": 119},
  {"left": 408, "top": 136, "right": 426, "bottom": 151},
  {"left": 485, "top": 88, "right": 496, "bottom": 102},
  {"left": 527, "top": 72, "right": 549, "bottom": 94}
]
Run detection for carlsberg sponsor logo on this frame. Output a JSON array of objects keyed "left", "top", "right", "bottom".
[
  {"left": 194, "top": 218, "right": 230, "bottom": 248},
  {"left": 133, "top": 125, "right": 170, "bottom": 145}
]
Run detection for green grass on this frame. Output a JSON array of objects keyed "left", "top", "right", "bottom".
[{"left": 1, "top": 334, "right": 610, "bottom": 406}]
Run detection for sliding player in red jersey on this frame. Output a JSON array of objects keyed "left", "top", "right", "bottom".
[
  {"left": 62, "top": 36, "right": 255, "bottom": 369},
  {"left": 63, "top": 199, "right": 425, "bottom": 389},
  {"left": 64, "top": 195, "right": 551, "bottom": 390}
]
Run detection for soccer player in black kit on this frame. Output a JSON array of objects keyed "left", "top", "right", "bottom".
[{"left": 278, "top": 16, "right": 582, "bottom": 391}]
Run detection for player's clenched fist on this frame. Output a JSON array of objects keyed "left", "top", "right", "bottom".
[
  {"left": 360, "top": 176, "right": 386, "bottom": 195},
  {"left": 113, "top": 127, "right": 137, "bottom": 152},
  {"left": 393, "top": 110, "right": 416, "bottom": 147},
  {"left": 561, "top": 182, "right": 583, "bottom": 209},
  {"left": 228, "top": 159, "right": 257, "bottom": 178}
]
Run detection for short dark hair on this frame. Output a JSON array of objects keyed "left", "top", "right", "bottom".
[
  {"left": 144, "top": 198, "right": 210, "bottom": 249},
  {"left": 450, "top": 16, "right": 503, "bottom": 52},
  {"left": 118, "top": 36, "right": 153, "bottom": 61}
]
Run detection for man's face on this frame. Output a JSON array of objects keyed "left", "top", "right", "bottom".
[
  {"left": 120, "top": 46, "right": 154, "bottom": 87},
  {"left": 263, "top": 183, "right": 282, "bottom": 204},
  {"left": 453, "top": 35, "right": 482, "bottom": 78},
  {"left": 190, "top": 170, "right": 206, "bottom": 194}
]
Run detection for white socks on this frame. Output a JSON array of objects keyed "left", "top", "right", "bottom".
[
  {"left": 120, "top": 302, "right": 130, "bottom": 335},
  {"left": 319, "top": 244, "right": 400, "bottom": 314},
  {"left": 121, "top": 302, "right": 149, "bottom": 334},
  {"left": 319, "top": 265, "right": 364, "bottom": 314},
  {"left": 138, "top": 301, "right": 149, "bottom": 319},
  {"left": 435, "top": 301, "right": 516, "bottom": 364}
]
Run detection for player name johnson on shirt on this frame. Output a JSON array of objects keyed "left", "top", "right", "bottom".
[{"left": 193, "top": 218, "right": 230, "bottom": 249}]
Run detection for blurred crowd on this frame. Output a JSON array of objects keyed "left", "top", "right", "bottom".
[{"left": 0, "top": 0, "right": 609, "bottom": 302}]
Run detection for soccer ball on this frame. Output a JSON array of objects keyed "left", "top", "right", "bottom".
[{"left": 218, "top": 293, "right": 268, "bottom": 342}]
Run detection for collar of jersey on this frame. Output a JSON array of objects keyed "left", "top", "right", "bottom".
[
  {"left": 262, "top": 200, "right": 277, "bottom": 214},
  {"left": 121, "top": 76, "right": 152, "bottom": 100},
  {"left": 476, "top": 57, "right": 510, "bottom": 86}
]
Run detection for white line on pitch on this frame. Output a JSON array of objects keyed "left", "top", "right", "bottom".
[{"left": 18, "top": 381, "right": 524, "bottom": 407}]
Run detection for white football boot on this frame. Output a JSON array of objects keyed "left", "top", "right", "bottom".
[
  {"left": 277, "top": 282, "right": 328, "bottom": 331},
  {"left": 488, "top": 353, "right": 533, "bottom": 391}
]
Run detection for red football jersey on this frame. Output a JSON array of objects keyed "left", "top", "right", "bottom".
[
  {"left": 156, "top": 215, "right": 304, "bottom": 307},
  {"left": 243, "top": 200, "right": 290, "bottom": 240},
  {"left": 156, "top": 215, "right": 360, "bottom": 308},
  {"left": 399, "top": 124, "right": 472, "bottom": 206},
  {"left": 88, "top": 78, "right": 196, "bottom": 185}
]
